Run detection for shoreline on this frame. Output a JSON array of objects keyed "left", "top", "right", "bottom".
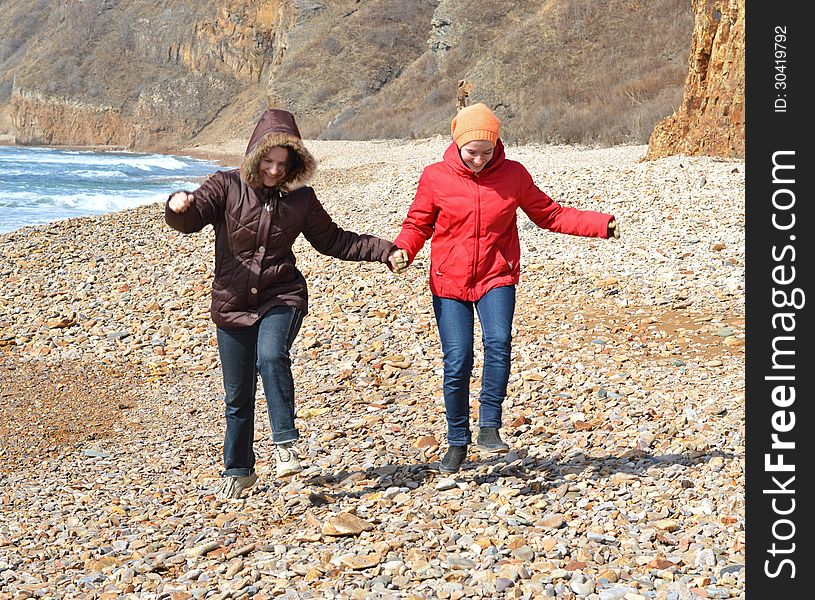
[
  {"left": 178, "top": 142, "right": 244, "bottom": 167},
  {"left": 0, "top": 139, "right": 243, "bottom": 166}
]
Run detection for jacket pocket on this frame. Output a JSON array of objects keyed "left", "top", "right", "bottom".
[
  {"left": 495, "top": 247, "right": 514, "bottom": 273},
  {"left": 434, "top": 252, "right": 448, "bottom": 277},
  {"left": 434, "top": 245, "right": 462, "bottom": 277}
]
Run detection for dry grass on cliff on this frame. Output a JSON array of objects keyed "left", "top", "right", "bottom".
[{"left": 324, "top": 0, "right": 693, "bottom": 146}]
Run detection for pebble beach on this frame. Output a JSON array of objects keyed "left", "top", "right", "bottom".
[{"left": 0, "top": 138, "right": 745, "bottom": 599}]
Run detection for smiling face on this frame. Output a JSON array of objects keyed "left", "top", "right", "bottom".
[
  {"left": 459, "top": 140, "right": 496, "bottom": 173},
  {"left": 259, "top": 146, "right": 290, "bottom": 187}
]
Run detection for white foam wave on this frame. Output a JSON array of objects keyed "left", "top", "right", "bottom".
[
  {"left": 0, "top": 189, "right": 169, "bottom": 212},
  {"left": 73, "top": 169, "right": 129, "bottom": 179},
  {"left": 126, "top": 155, "right": 190, "bottom": 171},
  {"left": 12, "top": 150, "right": 191, "bottom": 172},
  {"left": 57, "top": 191, "right": 172, "bottom": 211}
]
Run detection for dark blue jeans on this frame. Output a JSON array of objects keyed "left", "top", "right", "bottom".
[
  {"left": 432, "top": 285, "right": 515, "bottom": 446},
  {"left": 216, "top": 306, "right": 303, "bottom": 476}
]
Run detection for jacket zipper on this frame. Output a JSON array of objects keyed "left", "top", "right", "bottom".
[
  {"left": 264, "top": 189, "right": 278, "bottom": 214},
  {"left": 472, "top": 173, "right": 481, "bottom": 294}
]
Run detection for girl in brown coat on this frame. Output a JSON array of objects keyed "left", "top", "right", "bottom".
[{"left": 166, "top": 109, "right": 396, "bottom": 499}]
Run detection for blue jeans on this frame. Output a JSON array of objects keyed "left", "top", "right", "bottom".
[
  {"left": 432, "top": 285, "right": 515, "bottom": 446},
  {"left": 216, "top": 306, "right": 303, "bottom": 476}
]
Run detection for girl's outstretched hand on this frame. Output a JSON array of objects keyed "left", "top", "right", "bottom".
[
  {"left": 607, "top": 219, "right": 620, "bottom": 239},
  {"left": 388, "top": 249, "right": 409, "bottom": 274},
  {"left": 168, "top": 191, "right": 194, "bottom": 214}
]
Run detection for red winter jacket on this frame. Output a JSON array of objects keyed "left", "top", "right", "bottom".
[{"left": 393, "top": 140, "right": 614, "bottom": 301}]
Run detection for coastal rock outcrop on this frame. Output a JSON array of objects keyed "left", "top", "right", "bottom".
[
  {"left": 646, "top": 0, "right": 745, "bottom": 159},
  {"left": 10, "top": 89, "right": 133, "bottom": 148}
]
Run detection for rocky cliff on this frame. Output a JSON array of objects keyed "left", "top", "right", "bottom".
[
  {"left": 646, "top": 0, "right": 744, "bottom": 159},
  {"left": 4, "top": 0, "right": 282, "bottom": 150},
  {"left": 1, "top": 0, "right": 702, "bottom": 152}
]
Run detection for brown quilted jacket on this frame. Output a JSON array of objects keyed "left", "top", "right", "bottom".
[{"left": 165, "top": 109, "right": 395, "bottom": 328}]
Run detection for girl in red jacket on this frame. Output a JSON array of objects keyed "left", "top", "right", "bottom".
[{"left": 387, "top": 103, "right": 620, "bottom": 474}]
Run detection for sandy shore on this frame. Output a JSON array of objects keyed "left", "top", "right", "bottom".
[{"left": 0, "top": 139, "right": 745, "bottom": 599}]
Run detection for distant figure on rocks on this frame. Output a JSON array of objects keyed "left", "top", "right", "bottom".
[
  {"left": 166, "top": 108, "right": 399, "bottom": 500},
  {"left": 387, "top": 103, "right": 620, "bottom": 474}
]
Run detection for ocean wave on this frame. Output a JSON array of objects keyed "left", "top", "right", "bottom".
[
  {"left": 1, "top": 189, "right": 171, "bottom": 212},
  {"left": 58, "top": 191, "right": 172, "bottom": 211},
  {"left": 73, "top": 169, "right": 129, "bottom": 179},
  {"left": 1, "top": 147, "right": 199, "bottom": 172},
  {"left": 48, "top": 153, "right": 190, "bottom": 171}
]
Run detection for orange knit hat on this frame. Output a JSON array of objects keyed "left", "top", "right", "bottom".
[{"left": 451, "top": 103, "right": 501, "bottom": 147}]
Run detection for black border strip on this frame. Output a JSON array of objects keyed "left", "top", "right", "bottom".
[{"left": 745, "top": 1, "right": 812, "bottom": 597}]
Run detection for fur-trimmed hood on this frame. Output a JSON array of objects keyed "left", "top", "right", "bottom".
[{"left": 241, "top": 109, "right": 317, "bottom": 191}]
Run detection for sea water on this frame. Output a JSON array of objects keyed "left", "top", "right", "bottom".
[{"left": 0, "top": 145, "right": 231, "bottom": 233}]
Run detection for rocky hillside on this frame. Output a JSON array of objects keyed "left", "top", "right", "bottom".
[{"left": 1, "top": 0, "right": 696, "bottom": 151}]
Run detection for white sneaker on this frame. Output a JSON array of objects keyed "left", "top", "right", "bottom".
[
  {"left": 275, "top": 443, "right": 302, "bottom": 478},
  {"left": 215, "top": 472, "right": 258, "bottom": 500}
]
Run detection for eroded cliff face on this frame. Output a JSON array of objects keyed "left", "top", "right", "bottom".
[
  {"left": 171, "top": 0, "right": 296, "bottom": 83},
  {"left": 11, "top": 89, "right": 132, "bottom": 147},
  {"left": 9, "top": 0, "right": 296, "bottom": 149},
  {"left": 646, "top": 0, "right": 744, "bottom": 159}
]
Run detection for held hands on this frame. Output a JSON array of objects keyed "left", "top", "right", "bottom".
[
  {"left": 607, "top": 219, "right": 620, "bottom": 240},
  {"left": 168, "top": 191, "right": 195, "bottom": 214},
  {"left": 388, "top": 248, "right": 409, "bottom": 274}
]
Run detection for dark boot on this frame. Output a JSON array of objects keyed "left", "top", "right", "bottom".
[
  {"left": 477, "top": 427, "right": 510, "bottom": 454},
  {"left": 440, "top": 445, "right": 468, "bottom": 474}
]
